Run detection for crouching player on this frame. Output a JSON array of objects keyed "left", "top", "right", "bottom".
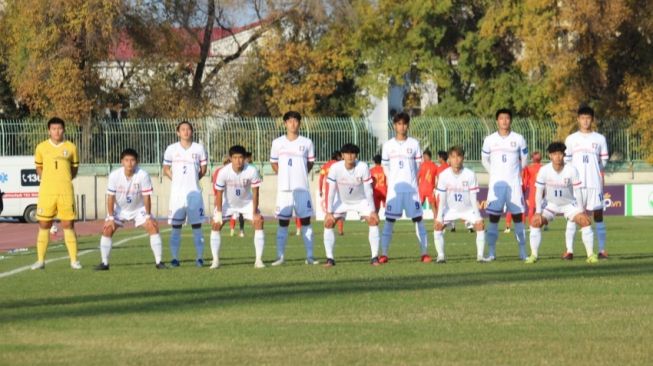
[
  {"left": 323, "top": 144, "right": 381, "bottom": 266},
  {"left": 526, "top": 142, "right": 598, "bottom": 264},
  {"left": 211, "top": 145, "right": 265, "bottom": 269},
  {"left": 433, "top": 146, "right": 488, "bottom": 263},
  {"left": 95, "top": 148, "right": 165, "bottom": 270}
]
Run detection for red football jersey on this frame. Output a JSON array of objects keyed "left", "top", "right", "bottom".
[
  {"left": 418, "top": 160, "right": 438, "bottom": 193},
  {"left": 370, "top": 165, "right": 387, "bottom": 195}
]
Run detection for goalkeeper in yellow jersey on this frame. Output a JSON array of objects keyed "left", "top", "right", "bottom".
[{"left": 31, "top": 117, "right": 82, "bottom": 270}]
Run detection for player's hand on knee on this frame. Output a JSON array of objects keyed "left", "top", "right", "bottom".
[
  {"left": 368, "top": 212, "right": 379, "bottom": 226},
  {"left": 434, "top": 220, "right": 445, "bottom": 231},
  {"left": 531, "top": 214, "right": 543, "bottom": 228},
  {"left": 474, "top": 221, "right": 484, "bottom": 231},
  {"left": 324, "top": 214, "right": 335, "bottom": 228}
]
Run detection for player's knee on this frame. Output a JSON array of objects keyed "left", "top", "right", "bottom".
[
  {"left": 61, "top": 220, "right": 74, "bottom": 229},
  {"left": 474, "top": 221, "right": 484, "bottom": 231},
  {"left": 253, "top": 218, "right": 264, "bottom": 230},
  {"left": 531, "top": 215, "right": 543, "bottom": 228},
  {"left": 278, "top": 219, "right": 290, "bottom": 227},
  {"left": 102, "top": 226, "right": 114, "bottom": 237},
  {"left": 367, "top": 216, "right": 379, "bottom": 226},
  {"left": 512, "top": 213, "right": 523, "bottom": 223},
  {"left": 412, "top": 216, "right": 422, "bottom": 223},
  {"left": 324, "top": 220, "right": 335, "bottom": 229},
  {"left": 300, "top": 217, "right": 311, "bottom": 226},
  {"left": 434, "top": 221, "right": 445, "bottom": 231},
  {"left": 211, "top": 222, "right": 223, "bottom": 231},
  {"left": 576, "top": 214, "right": 591, "bottom": 227}
]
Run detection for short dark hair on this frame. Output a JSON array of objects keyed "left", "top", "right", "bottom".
[
  {"left": 283, "top": 111, "right": 302, "bottom": 122},
  {"left": 423, "top": 149, "right": 432, "bottom": 159},
  {"left": 577, "top": 105, "right": 594, "bottom": 117},
  {"left": 176, "top": 120, "right": 193, "bottom": 132},
  {"left": 547, "top": 142, "right": 567, "bottom": 154},
  {"left": 47, "top": 117, "right": 65, "bottom": 129},
  {"left": 437, "top": 150, "right": 448, "bottom": 161},
  {"left": 244, "top": 151, "right": 253, "bottom": 159},
  {"left": 393, "top": 111, "right": 410, "bottom": 124},
  {"left": 340, "top": 143, "right": 360, "bottom": 155},
  {"left": 373, "top": 154, "right": 382, "bottom": 165},
  {"left": 331, "top": 151, "right": 342, "bottom": 160},
  {"left": 229, "top": 145, "right": 247, "bottom": 157},
  {"left": 495, "top": 108, "right": 512, "bottom": 119},
  {"left": 120, "top": 148, "right": 139, "bottom": 161},
  {"left": 448, "top": 145, "right": 465, "bottom": 157}
]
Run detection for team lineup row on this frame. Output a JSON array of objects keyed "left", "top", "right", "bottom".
[{"left": 29, "top": 106, "right": 609, "bottom": 270}]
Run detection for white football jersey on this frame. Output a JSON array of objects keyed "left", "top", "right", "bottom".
[
  {"left": 481, "top": 131, "right": 528, "bottom": 185},
  {"left": 535, "top": 163, "right": 581, "bottom": 206},
  {"left": 214, "top": 163, "right": 262, "bottom": 208},
  {"left": 381, "top": 137, "right": 422, "bottom": 193},
  {"left": 327, "top": 160, "right": 373, "bottom": 208},
  {"left": 564, "top": 131, "right": 608, "bottom": 189},
  {"left": 270, "top": 135, "right": 315, "bottom": 192},
  {"left": 163, "top": 142, "right": 208, "bottom": 194},
  {"left": 107, "top": 167, "right": 153, "bottom": 212},
  {"left": 436, "top": 167, "right": 479, "bottom": 212}
]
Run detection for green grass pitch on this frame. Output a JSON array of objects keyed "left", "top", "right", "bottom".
[{"left": 1, "top": 217, "right": 652, "bottom": 365}]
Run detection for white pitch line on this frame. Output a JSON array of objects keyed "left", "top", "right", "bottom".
[{"left": 0, "top": 229, "right": 171, "bottom": 279}]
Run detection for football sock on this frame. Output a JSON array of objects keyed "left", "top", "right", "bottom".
[
  {"left": 63, "top": 229, "right": 78, "bottom": 263},
  {"left": 36, "top": 228, "right": 49, "bottom": 262},
  {"left": 514, "top": 222, "right": 527, "bottom": 258},
  {"left": 433, "top": 230, "right": 444, "bottom": 258},
  {"left": 210, "top": 230, "right": 221, "bottom": 261},
  {"left": 476, "top": 230, "right": 486, "bottom": 258},
  {"left": 276, "top": 226, "right": 288, "bottom": 259},
  {"left": 301, "top": 225, "right": 314, "bottom": 259},
  {"left": 381, "top": 220, "right": 395, "bottom": 256},
  {"left": 324, "top": 228, "right": 335, "bottom": 259},
  {"left": 486, "top": 222, "right": 498, "bottom": 257},
  {"left": 254, "top": 230, "right": 264, "bottom": 261},
  {"left": 581, "top": 226, "right": 595, "bottom": 257},
  {"left": 150, "top": 234, "right": 163, "bottom": 264},
  {"left": 100, "top": 236, "right": 112, "bottom": 265},
  {"left": 529, "top": 227, "right": 541, "bottom": 257},
  {"left": 368, "top": 225, "right": 380, "bottom": 258},
  {"left": 595, "top": 221, "right": 606, "bottom": 252},
  {"left": 416, "top": 221, "right": 428, "bottom": 255},
  {"left": 170, "top": 227, "right": 181, "bottom": 260},
  {"left": 565, "top": 221, "right": 576, "bottom": 253},
  {"left": 192, "top": 227, "right": 204, "bottom": 260}
]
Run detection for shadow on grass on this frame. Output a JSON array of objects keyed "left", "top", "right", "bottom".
[{"left": 1, "top": 260, "right": 652, "bottom": 323}]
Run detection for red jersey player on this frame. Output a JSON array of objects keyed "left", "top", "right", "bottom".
[
  {"left": 318, "top": 151, "right": 343, "bottom": 235},
  {"left": 370, "top": 154, "right": 387, "bottom": 213},
  {"left": 522, "top": 151, "right": 542, "bottom": 226},
  {"left": 418, "top": 150, "right": 438, "bottom": 214}
]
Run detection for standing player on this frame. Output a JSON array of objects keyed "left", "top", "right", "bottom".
[
  {"left": 163, "top": 121, "right": 208, "bottom": 267},
  {"left": 211, "top": 145, "right": 265, "bottom": 269},
  {"left": 95, "top": 149, "right": 165, "bottom": 270},
  {"left": 522, "top": 151, "right": 543, "bottom": 226},
  {"left": 433, "top": 146, "right": 488, "bottom": 263},
  {"left": 323, "top": 144, "right": 381, "bottom": 266},
  {"left": 31, "top": 117, "right": 81, "bottom": 270},
  {"left": 370, "top": 154, "right": 387, "bottom": 213},
  {"left": 270, "top": 111, "right": 317, "bottom": 266},
  {"left": 563, "top": 106, "right": 609, "bottom": 260},
  {"left": 380, "top": 112, "right": 430, "bottom": 263},
  {"left": 319, "top": 151, "right": 344, "bottom": 235},
  {"left": 482, "top": 108, "right": 529, "bottom": 260},
  {"left": 526, "top": 142, "right": 598, "bottom": 264},
  {"left": 418, "top": 149, "right": 438, "bottom": 215}
]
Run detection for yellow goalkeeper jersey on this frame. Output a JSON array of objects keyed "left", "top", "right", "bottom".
[{"left": 34, "top": 139, "right": 79, "bottom": 196}]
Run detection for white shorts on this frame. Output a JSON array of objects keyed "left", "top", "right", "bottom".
[
  {"left": 577, "top": 188, "right": 604, "bottom": 211},
  {"left": 439, "top": 209, "right": 482, "bottom": 225},
  {"left": 486, "top": 182, "right": 525, "bottom": 215},
  {"left": 275, "top": 190, "right": 314, "bottom": 219},
  {"left": 541, "top": 201, "right": 583, "bottom": 222},
  {"left": 214, "top": 201, "right": 258, "bottom": 222},
  {"left": 385, "top": 190, "right": 423, "bottom": 219},
  {"left": 115, "top": 207, "right": 150, "bottom": 227},
  {"left": 333, "top": 199, "right": 375, "bottom": 219},
  {"left": 168, "top": 190, "right": 205, "bottom": 225}
]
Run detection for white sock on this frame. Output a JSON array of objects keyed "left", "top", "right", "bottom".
[
  {"left": 210, "top": 230, "right": 221, "bottom": 261},
  {"left": 192, "top": 227, "right": 204, "bottom": 260},
  {"left": 529, "top": 227, "right": 541, "bottom": 257},
  {"left": 565, "top": 220, "right": 576, "bottom": 253},
  {"left": 169, "top": 227, "right": 181, "bottom": 260},
  {"left": 476, "top": 230, "right": 485, "bottom": 258},
  {"left": 301, "top": 225, "right": 314, "bottom": 259},
  {"left": 514, "top": 222, "right": 527, "bottom": 259},
  {"left": 595, "top": 221, "right": 606, "bottom": 252},
  {"left": 381, "top": 220, "right": 395, "bottom": 256},
  {"left": 324, "top": 228, "right": 335, "bottom": 259},
  {"left": 416, "top": 221, "right": 428, "bottom": 255},
  {"left": 276, "top": 226, "right": 288, "bottom": 259},
  {"left": 150, "top": 234, "right": 163, "bottom": 264},
  {"left": 100, "top": 236, "right": 112, "bottom": 265},
  {"left": 433, "top": 231, "right": 444, "bottom": 258},
  {"left": 368, "top": 225, "right": 380, "bottom": 258},
  {"left": 486, "top": 222, "right": 498, "bottom": 257},
  {"left": 254, "top": 230, "right": 264, "bottom": 261},
  {"left": 581, "top": 226, "right": 595, "bottom": 257}
]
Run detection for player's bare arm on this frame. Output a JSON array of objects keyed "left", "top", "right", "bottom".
[
  {"left": 163, "top": 165, "right": 173, "bottom": 180},
  {"left": 271, "top": 163, "right": 279, "bottom": 174}
]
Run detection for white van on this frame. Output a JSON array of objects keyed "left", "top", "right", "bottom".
[{"left": 0, "top": 156, "right": 40, "bottom": 223}]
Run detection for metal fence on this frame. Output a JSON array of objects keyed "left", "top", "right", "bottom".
[{"left": 0, "top": 117, "right": 646, "bottom": 174}]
